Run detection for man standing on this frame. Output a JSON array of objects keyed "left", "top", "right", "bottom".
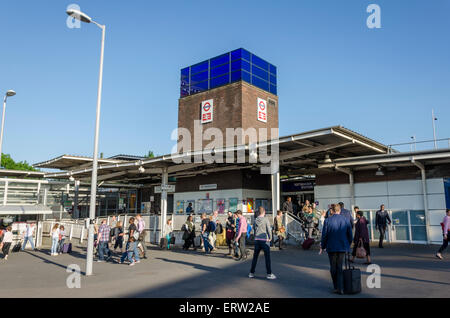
[
  {"left": 97, "top": 219, "right": 111, "bottom": 262},
  {"left": 320, "top": 204, "right": 353, "bottom": 295},
  {"left": 186, "top": 202, "right": 193, "bottom": 214},
  {"left": 209, "top": 210, "right": 219, "bottom": 249},
  {"left": 436, "top": 209, "right": 450, "bottom": 259},
  {"left": 200, "top": 213, "right": 213, "bottom": 254},
  {"left": 375, "top": 204, "right": 391, "bottom": 248},
  {"left": 21, "top": 223, "right": 36, "bottom": 251},
  {"left": 234, "top": 210, "right": 248, "bottom": 260},
  {"left": 136, "top": 214, "right": 147, "bottom": 259},
  {"left": 249, "top": 207, "right": 276, "bottom": 280},
  {"left": 339, "top": 202, "right": 354, "bottom": 228},
  {"left": 282, "top": 197, "right": 293, "bottom": 215}
]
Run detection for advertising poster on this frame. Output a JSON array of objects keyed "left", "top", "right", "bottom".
[
  {"left": 198, "top": 199, "right": 213, "bottom": 214},
  {"left": 216, "top": 199, "right": 225, "bottom": 214},
  {"left": 176, "top": 201, "right": 184, "bottom": 215},
  {"left": 247, "top": 198, "right": 254, "bottom": 213},
  {"left": 186, "top": 200, "right": 195, "bottom": 214},
  {"left": 229, "top": 198, "right": 238, "bottom": 213}
]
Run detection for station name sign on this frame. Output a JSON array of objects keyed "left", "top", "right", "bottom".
[{"left": 201, "top": 99, "right": 214, "bottom": 124}]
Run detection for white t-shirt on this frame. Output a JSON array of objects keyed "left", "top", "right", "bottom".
[
  {"left": 51, "top": 228, "right": 60, "bottom": 239},
  {"left": 25, "top": 225, "right": 35, "bottom": 237},
  {"left": 3, "top": 231, "right": 13, "bottom": 243}
]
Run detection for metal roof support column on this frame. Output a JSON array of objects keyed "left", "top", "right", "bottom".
[
  {"left": 335, "top": 167, "right": 355, "bottom": 215},
  {"left": 412, "top": 160, "right": 431, "bottom": 244},
  {"left": 271, "top": 160, "right": 280, "bottom": 227},
  {"left": 160, "top": 168, "right": 169, "bottom": 242},
  {"left": 73, "top": 180, "right": 80, "bottom": 219}
]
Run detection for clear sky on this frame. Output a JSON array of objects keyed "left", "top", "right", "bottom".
[{"left": 1, "top": 0, "right": 449, "bottom": 165}]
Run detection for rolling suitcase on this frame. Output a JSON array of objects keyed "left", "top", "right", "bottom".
[
  {"left": 194, "top": 235, "right": 202, "bottom": 248},
  {"left": 302, "top": 238, "right": 314, "bottom": 250},
  {"left": 343, "top": 253, "right": 362, "bottom": 294},
  {"left": 12, "top": 242, "right": 22, "bottom": 252},
  {"left": 62, "top": 243, "right": 72, "bottom": 253},
  {"left": 159, "top": 237, "right": 168, "bottom": 249}
]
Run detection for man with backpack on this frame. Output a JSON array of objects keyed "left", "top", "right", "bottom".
[
  {"left": 201, "top": 213, "right": 214, "bottom": 254},
  {"left": 234, "top": 210, "right": 248, "bottom": 260}
]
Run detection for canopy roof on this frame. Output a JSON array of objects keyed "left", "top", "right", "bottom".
[
  {"left": 40, "top": 126, "right": 391, "bottom": 183},
  {"left": 0, "top": 204, "right": 53, "bottom": 215},
  {"left": 33, "top": 155, "right": 125, "bottom": 170}
]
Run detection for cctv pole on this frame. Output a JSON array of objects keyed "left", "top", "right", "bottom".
[
  {"left": 86, "top": 22, "right": 105, "bottom": 276},
  {"left": 0, "top": 95, "right": 8, "bottom": 163}
]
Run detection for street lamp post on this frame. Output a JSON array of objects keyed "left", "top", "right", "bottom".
[
  {"left": 66, "top": 9, "right": 106, "bottom": 276},
  {"left": 0, "top": 90, "right": 16, "bottom": 167},
  {"left": 432, "top": 109, "right": 437, "bottom": 149}
]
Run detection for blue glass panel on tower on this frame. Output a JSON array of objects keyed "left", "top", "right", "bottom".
[{"left": 180, "top": 49, "right": 276, "bottom": 97}]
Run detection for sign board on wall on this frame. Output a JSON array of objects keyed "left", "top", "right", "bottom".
[
  {"left": 201, "top": 99, "right": 214, "bottom": 124},
  {"left": 257, "top": 98, "right": 267, "bottom": 123},
  {"left": 154, "top": 185, "right": 175, "bottom": 193},
  {"left": 199, "top": 184, "right": 217, "bottom": 190}
]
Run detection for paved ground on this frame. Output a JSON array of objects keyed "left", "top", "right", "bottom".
[{"left": 0, "top": 241, "right": 448, "bottom": 298}]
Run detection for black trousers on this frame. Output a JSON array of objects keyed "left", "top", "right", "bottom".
[
  {"left": 327, "top": 252, "right": 345, "bottom": 292},
  {"left": 183, "top": 233, "right": 195, "bottom": 249},
  {"left": 378, "top": 226, "right": 386, "bottom": 247},
  {"left": 438, "top": 232, "right": 449, "bottom": 253},
  {"left": 250, "top": 240, "right": 272, "bottom": 275},
  {"left": 2, "top": 242, "right": 11, "bottom": 257}
]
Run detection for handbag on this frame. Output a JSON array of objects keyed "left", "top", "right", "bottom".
[
  {"left": 356, "top": 239, "right": 367, "bottom": 259},
  {"left": 170, "top": 235, "right": 175, "bottom": 245}
]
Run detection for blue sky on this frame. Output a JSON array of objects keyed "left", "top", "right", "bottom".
[{"left": 1, "top": 0, "right": 449, "bottom": 165}]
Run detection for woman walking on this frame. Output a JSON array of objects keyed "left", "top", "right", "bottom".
[
  {"left": 50, "top": 223, "right": 60, "bottom": 256},
  {"left": 273, "top": 210, "right": 286, "bottom": 250},
  {"left": 182, "top": 215, "right": 196, "bottom": 250},
  {"left": 349, "top": 209, "right": 372, "bottom": 265},
  {"left": 57, "top": 225, "right": 66, "bottom": 254},
  {"left": 0, "top": 226, "right": 13, "bottom": 260}
]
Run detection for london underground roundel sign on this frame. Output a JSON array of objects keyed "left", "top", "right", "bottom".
[
  {"left": 257, "top": 98, "right": 267, "bottom": 123},
  {"left": 201, "top": 99, "right": 214, "bottom": 124}
]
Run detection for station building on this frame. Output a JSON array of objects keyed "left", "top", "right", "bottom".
[{"left": 2, "top": 48, "right": 450, "bottom": 245}]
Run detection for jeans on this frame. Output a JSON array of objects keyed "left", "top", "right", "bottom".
[
  {"left": 238, "top": 235, "right": 246, "bottom": 258},
  {"left": 378, "top": 227, "right": 386, "bottom": 247},
  {"left": 57, "top": 238, "right": 65, "bottom": 253},
  {"left": 121, "top": 242, "right": 140, "bottom": 263},
  {"left": 250, "top": 240, "right": 272, "bottom": 275},
  {"left": 327, "top": 252, "right": 345, "bottom": 292},
  {"left": 22, "top": 236, "right": 35, "bottom": 250},
  {"left": 51, "top": 237, "right": 59, "bottom": 254},
  {"left": 202, "top": 232, "right": 213, "bottom": 253},
  {"left": 98, "top": 241, "right": 110, "bottom": 261}
]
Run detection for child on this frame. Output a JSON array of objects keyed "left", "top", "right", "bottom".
[{"left": 120, "top": 237, "right": 139, "bottom": 266}]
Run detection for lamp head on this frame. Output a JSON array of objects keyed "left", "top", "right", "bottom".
[
  {"left": 66, "top": 9, "right": 92, "bottom": 23},
  {"left": 6, "top": 90, "right": 16, "bottom": 97}
]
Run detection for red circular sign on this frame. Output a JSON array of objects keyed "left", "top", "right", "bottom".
[
  {"left": 259, "top": 101, "right": 266, "bottom": 110},
  {"left": 203, "top": 102, "right": 211, "bottom": 112}
]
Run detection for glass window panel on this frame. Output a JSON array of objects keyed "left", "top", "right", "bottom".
[
  {"left": 252, "top": 65, "right": 269, "bottom": 81},
  {"left": 190, "top": 71, "right": 208, "bottom": 84},
  {"left": 270, "top": 74, "right": 277, "bottom": 85},
  {"left": 392, "top": 211, "right": 408, "bottom": 226},
  {"left": 231, "top": 70, "right": 242, "bottom": 82},
  {"left": 231, "top": 49, "right": 242, "bottom": 61},
  {"left": 269, "top": 64, "right": 277, "bottom": 75},
  {"left": 210, "top": 74, "right": 229, "bottom": 88},
  {"left": 252, "top": 75, "right": 269, "bottom": 91},
  {"left": 252, "top": 54, "right": 269, "bottom": 70},
  {"left": 395, "top": 226, "right": 410, "bottom": 241},
  {"left": 410, "top": 211, "right": 426, "bottom": 225},
  {"left": 270, "top": 84, "right": 277, "bottom": 95},
  {"left": 180, "top": 88, "right": 189, "bottom": 97},
  {"left": 411, "top": 226, "right": 427, "bottom": 241},
  {"left": 241, "top": 59, "right": 250, "bottom": 72},
  {"left": 181, "top": 67, "right": 190, "bottom": 77},
  {"left": 211, "top": 63, "right": 229, "bottom": 78},
  {"left": 210, "top": 53, "right": 229, "bottom": 68},
  {"left": 190, "top": 80, "right": 208, "bottom": 94},
  {"left": 190, "top": 61, "right": 208, "bottom": 75},
  {"left": 231, "top": 60, "right": 241, "bottom": 72},
  {"left": 241, "top": 49, "right": 251, "bottom": 62},
  {"left": 242, "top": 70, "right": 251, "bottom": 83}
]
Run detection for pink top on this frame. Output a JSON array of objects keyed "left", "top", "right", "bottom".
[
  {"left": 235, "top": 216, "right": 247, "bottom": 241},
  {"left": 443, "top": 215, "right": 450, "bottom": 234}
]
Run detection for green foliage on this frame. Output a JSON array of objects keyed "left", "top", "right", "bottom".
[
  {"left": 1, "top": 153, "right": 38, "bottom": 171},
  {"left": 147, "top": 150, "right": 155, "bottom": 158}
]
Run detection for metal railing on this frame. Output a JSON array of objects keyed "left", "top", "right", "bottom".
[{"left": 387, "top": 137, "right": 450, "bottom": 153}]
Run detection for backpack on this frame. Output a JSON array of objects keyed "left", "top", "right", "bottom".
[
  {"left": 207, "top": 221, "right": 216, "bottom": 233},
  {"left": 246, "top": 224, "right": 252, "bottom": 238},
  {"left": 215, "top": 223, "right": 223, "bottom": 235}
]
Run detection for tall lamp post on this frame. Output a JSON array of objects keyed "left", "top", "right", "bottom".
[
  {"left": 0, "top": 90, "right": 16, "bottom": 167},
  {"left": 66, "top": 9, "right": 105, "bottom": 276},
  {"left": 432, "top": 109, "right": 437, "bottom": 149}
]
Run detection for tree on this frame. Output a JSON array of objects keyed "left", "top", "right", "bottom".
[
  {"left": 1, "top": 154, "right": 38, "bottom": 171},
  {"left": 146, "top": 150, "right": 155, "bottom": 158}
]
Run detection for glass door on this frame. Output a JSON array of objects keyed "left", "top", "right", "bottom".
[{"left": 391, "top": 210, "right": 410, "bottom": 242}]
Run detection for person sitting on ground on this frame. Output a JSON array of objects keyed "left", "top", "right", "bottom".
[
  {"left": 182, "top": 215, "right": 196, "bottom": 251},
  {"left": 436, "top": 208, "right": 450, "bottom": 260},
  {"left": 273, "top": 210, "right": 286, "bottom": 250},
  {"left": 249, "top": 207, "right": 276, "bottom": 280},
  {"left": 350, "top": 208, "right": 372, "bottom": 265}
]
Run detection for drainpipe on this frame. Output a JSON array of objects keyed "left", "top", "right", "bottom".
[{"left": 411, "top": 159, "right": 431, "bottom": 244}]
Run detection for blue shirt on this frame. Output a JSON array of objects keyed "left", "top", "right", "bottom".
[
  {"left": 340, "top": 208, "right": 354, "bottom": 227},
  {"left": 321, "top": 214, "right": 353, "bottom": 253}
]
